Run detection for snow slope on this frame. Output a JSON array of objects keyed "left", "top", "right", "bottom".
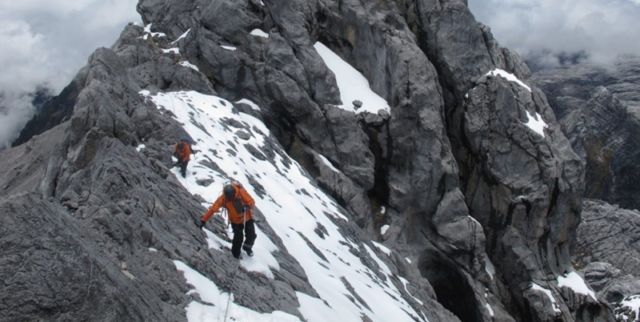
[
  {"left": 556, "top": 271, "right": 596, "bottom": 301},
  {"left": 140, "top": 90, "right": 427, "bottom": 322},
  {"left": 314, "top": 42, "right": 390, "bottom": 115}
]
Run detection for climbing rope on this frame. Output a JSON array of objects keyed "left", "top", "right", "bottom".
[
  {"left": 223, "top": 262, "right": 241, "bottom": 322},
  {"left": 223, "top": 270, "right": 237, "bottom": 322}
]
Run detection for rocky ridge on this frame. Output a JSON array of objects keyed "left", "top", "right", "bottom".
[{"left": 0, "top": 0, "right": 617, "bottom": 321}]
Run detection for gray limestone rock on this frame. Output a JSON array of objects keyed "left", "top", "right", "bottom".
[
  {"left": 533, "top": 63, "right": 640, "bottom": 211},
  {"left": 0, "top": 193, "right": 187, "bottom": 322},
  {"left": 3, "top": 0, "right": 624, "bottom": 321},
  {"left": 575, "top": 200, "right": 640, "bottom": 321},
  {"left": 581, "top": 262, "right": 640, "bottom": 303},
  {"left": 576, "top": 200, "right": 640, "bottom": 279}
]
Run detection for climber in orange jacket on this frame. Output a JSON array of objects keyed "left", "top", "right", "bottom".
[
  {"left": 198, "top": 182, "right": 256, "bottom": 258},
  {"left": 173, "top": 139, "right": 192, "bottom": 178}
]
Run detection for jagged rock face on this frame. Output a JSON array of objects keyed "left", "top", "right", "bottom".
[
  {"left": 576, "top": 201, "right": 640, "bottom": 321},
  {"left": 532, "top": 61, "right": 640, "bottom": 211},
  {"left": 1, "top": 0, "right": 614, "bottom": 321},
  {"left": 576, "top": 200, "right": 640, "bottom": 281},
  {"left": 401, "top": 1, "right": 599, "bottom": 321},
  {"left": 582, "top": 262, "right": 640, "bottom": 304},
  {"left": 0, "top": 193, "right": 188, "bottom": 322}
]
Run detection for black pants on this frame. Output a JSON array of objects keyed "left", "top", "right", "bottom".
[
  {"left": 231, "top": 220, "right": 256, "bottom": 258},
  {"left": 177, "top": 159, "right": 189, "bottom": 177}
]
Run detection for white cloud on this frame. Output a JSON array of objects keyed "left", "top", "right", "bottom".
[
  {"left": 0, "top": 0, "right": 139, "bottom": 148},
  {"left": 469, "top": 0, "right": 640, "bottom": 66},
  {"left": 0, "top": 19, "right": 53, "bottom": 91},
  {"left": 0, "top": 1, "right": 96, "bottom": 16},
  {"left": 0, "top": 93, "right": 37, "bottom": 148}
]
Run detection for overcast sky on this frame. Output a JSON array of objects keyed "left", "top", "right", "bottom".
[
  {"left": 0, "top": 0, "right": 139, "bottom": 148},
  {"left": 2, "top": 0, "right": 640, "bottom": 148},
  {"left": 469, "top": 0, "right": 640, "bottom": 66}
]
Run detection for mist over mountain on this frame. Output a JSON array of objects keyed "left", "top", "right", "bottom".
[
  {"left": 469, "top": 0, "right": 640, "bottom": 68},
  {"left": 0, "top": 0, "right": 138, "bottom": 149}
]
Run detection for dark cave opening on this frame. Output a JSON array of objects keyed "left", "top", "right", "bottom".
[{"left": 420, "top": 252, "right": 482, "bottom": 322}]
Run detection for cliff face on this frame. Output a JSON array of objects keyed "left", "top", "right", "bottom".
[
  {"left": 532, "top": 59, "right": 640, "bottom": 212},
  {"left": 1, "top": 1, "right": 612, "bottom": 321},
  {"left": 531, "top": 56, "right": 640, "bottom": 322}
]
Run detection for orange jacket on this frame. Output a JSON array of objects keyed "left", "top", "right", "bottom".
[
  {"left": 201, "top": 184, "right": 255, "bottom": 224},
  {"left": 174, "top": 142, "right": 191, "bottom": 162}
]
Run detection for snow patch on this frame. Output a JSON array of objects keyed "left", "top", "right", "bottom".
[
  {"left": 557, "top": 271, "right": 597, "bottom": 301},
  {"left": 363, "top": 244, "right": 391, "bottom": 276},
  {"left": 179, "top": 61, "right": 200, "bottom": 72},
  {"left": 399, "top": 276, "right": 424, "bottom": 306},
  {"left": 136, "top": 144, "right": 146, "bottom": 152},
  {"left": 485, "top": 303, "right": 495, "bottom": 317},
  {"left": 162, "top": 47, "right": 180, "bottom": 55},
  {"left": 221, "top": 45, "right": 237, "bottom": 51},
  {"left": 484, "top": 256, "right": 496, "bottom": 280},
  {"left": 617, "top": 295, "right": 640, "bottom": 322},
  {"left": 148, "top": 247, "right": 157, "bottom": 252},
  {"left": 371, "top": 241, "right": 391, "bottom": 256},
  {"left": 317, "top": 154, "right": 339, "bottom": 173},
  {"left": 380, "top": 224, "right": 390, "bottom": 235},
  {"left": 314, "top": 42, "right": 390, "bottom": 115},
  {"left": 486, "top": 68, "right": 531, "bottom": 92},
  {"left": 524, "top": 110, "right": 548, "bottom": 138},
  {"left": 467, "top": 215, "right": 482, "bottom": 226},
  {"left": 141, "top": 23, "right": 167, "bottom": 40},
  {"left": 236, "top": 98, "right": 261, "bottom": 111},
  {"left": 405, "top": 257, "right": 412, "bottom": 264},
  {"left": 174, "top": 261, "right": 300, "bottom": 322},
  {"left": 531, "top": 283, "right": 560, "bottom": 313},
  {"left": 171, "top": 29, "right": 191, "bottom": 45},
  {"left": 250, "top": 29, "right": 269, "bottom": 38}
]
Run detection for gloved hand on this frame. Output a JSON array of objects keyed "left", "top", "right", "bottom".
[{"left": 196, "top": 220, "right": 206, "bottom": 229}]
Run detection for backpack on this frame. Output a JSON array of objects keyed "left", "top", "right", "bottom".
[
  {"left": 175, "top": 141, "right": 191, "bottom": 160},
  {"left": 224, "top": 183, "right": 246, "bottom": 215}
]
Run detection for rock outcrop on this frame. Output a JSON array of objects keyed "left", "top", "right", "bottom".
[
  {"left": 576, "top": 200, "right": 640, "bottom": 281},
  {"left": 576, "top": 200, "right": 640, "bottom": 322},
  {"left": 1, "top": 0, "right": 616, "bottom": 321},
  {"left": 532, "top": 59, "right": 640, "bottom": 211}
]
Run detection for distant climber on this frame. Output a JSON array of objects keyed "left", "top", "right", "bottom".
[
  {"left": 173, "top": 139, "right": 192, "bottom": 178},
  {"left": 198, "top": 181, "right": 256, "bottom": 259}
]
